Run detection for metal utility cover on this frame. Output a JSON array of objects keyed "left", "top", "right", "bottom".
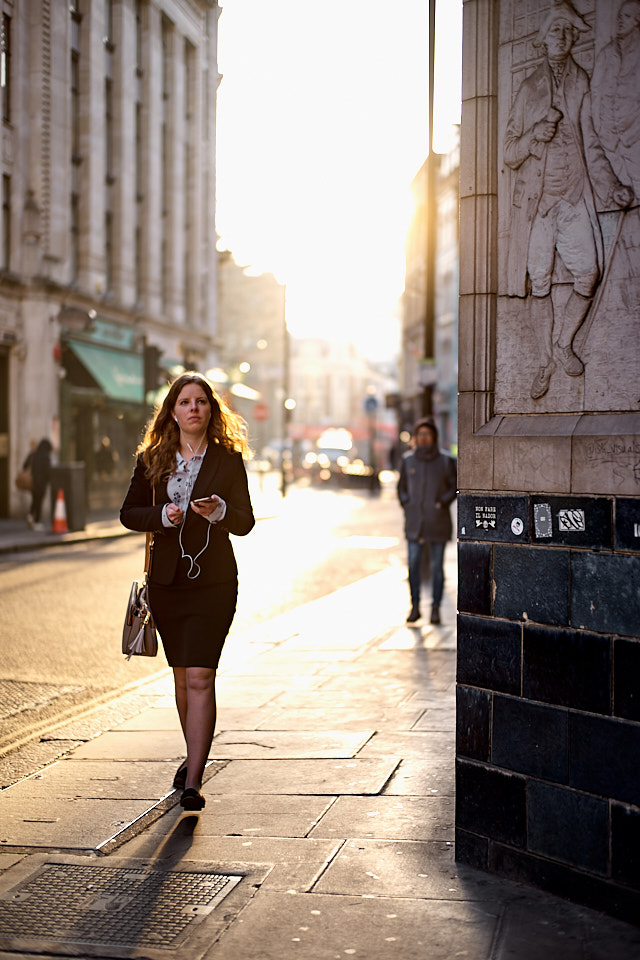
[{"left": 0, "top": 858, "right": 242, "bottom": 956}]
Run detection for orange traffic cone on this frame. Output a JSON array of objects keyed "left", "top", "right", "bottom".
[{"left": 52, "top": 488, "right": 68, "bottom": 534}]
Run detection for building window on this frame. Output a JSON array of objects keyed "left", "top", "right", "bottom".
[
  {"left": 105, "top": 77, "right": 114, "bottom": 182},
  {"left": 105, "top": 211, "right": 113, "bottom": 292},
  {"left": 1, "top": 13, "right": 11, "bottom": 123},
  {"left": 135, "top": 0, "right": 143, "bottom": 74},
  {"left": 1, "top": 174, "right": 9, "bottom": 270},
  {"left": 104, "top": 0, "right": 114, "bottom": 48},
  {"left": 71, "top": 51, "right": 80, "bottom": 161},
  {"left": 70, "top": 192, "right": 79, "bottom": 282}
]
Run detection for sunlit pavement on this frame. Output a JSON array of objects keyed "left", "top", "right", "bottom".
[{"left": 0, "top": 484, "right": 638, "bottom": 957}]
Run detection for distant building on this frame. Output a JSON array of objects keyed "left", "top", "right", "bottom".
[
  {"left": 400, "top": 128, "right": 459, "bottom": 451},
  {"left": 0, "top": 0, "right": 221, "bottom": 518},
  {"left": 216, "top": 250, "right": 286, "bottom": 452},
  {"left": 289, "top": 337, "right": 398, "bottom": 467}
]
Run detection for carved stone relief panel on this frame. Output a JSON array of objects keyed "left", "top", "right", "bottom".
[{"left": 496, "top": 0, "right": 640, "bottom": 414}]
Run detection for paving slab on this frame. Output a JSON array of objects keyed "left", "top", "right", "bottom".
[
  {"left": 71, "top": 729, "right": 186, "bottom": 761},
  {"left": 0, "top": 797, "right": 156, "bottom": 850},
  {"left": 412, "top": 705, "right": 456, "bottom": 731},
  {"left": 358, "top": 730, "right": 453, "bottom": 760},
  {"left": 379, "top": 625, "right": 457, "bottom": 650},
  {"left": 201, "top": 890, "right": 501, "bottom": 960},
  {"left": 115, "top": 705, "right": 281, "bottom": 732},
  {"left": 312, "top": 838, "right": 518, "bottom": 901},
  {"left": 255, "top": 706, "right": 425, "bottom": 731},
  {"left": 201, "top": 758, "right": 400, "bottom": 796},
  {"left": 308, "top": 795, "right": 454, "bottom": 841},
  {"left": 272, "top": 685, "right": 417, "bottom": 710},
  {"left": 215, "top": 676, "right": 323, "bottom": 709},
  {"left": 118, "top": 829, "right": 342, "bottom": 893},
  {"left": 133, "top": 795, "right": 335, "bottom": 839},
  {"left": 380, "top": 757, "right": 455, "bottom": 796},
  {"left": 0, "top": 759, "right": 181, "bottom": 800},
  {"left": 209, "top": 730, "right": 374, "bottom": 760},
  {"left": 495, "top": 896, "right": 640, "bottom": 960}
]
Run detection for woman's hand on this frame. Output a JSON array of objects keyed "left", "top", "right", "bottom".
[
  {"left": 190, "top": 495, "right": 221, "bottom": 518},
  {"left": 166, "top": 503, "right": 184, "bottom": 526}
]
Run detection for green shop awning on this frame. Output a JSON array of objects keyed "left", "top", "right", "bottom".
[{"left": 67, "top": 340, "right": 144, "bottom": 404}]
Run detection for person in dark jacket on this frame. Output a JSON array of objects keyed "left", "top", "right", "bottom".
[
  {"left": 397, "top": 418, "right": 457, "bottom": 624},
  {"left": 120, "top": 372, "right": 255, "bottom": 811},
  {"left": 25, "top": 439, "right": 52, "bottom": 531}
]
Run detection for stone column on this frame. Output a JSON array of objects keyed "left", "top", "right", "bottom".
[
  {"left": 202, "top": 4, "right": 221, "bottom": 348},
  {"left": 163, "top": 20, "right": 186, "bottom": 328},
  {"left": 138, "top": 1, "right": 163, "bottom": 317},
  {"left": 110, "top": 0, "right": 137, "bottom": 306},
  {"left": 76, "top": 0, "right": 106, "bottom": 297},
  {"left": 456, "top": 0, "right": 640, "bottom": 924}
]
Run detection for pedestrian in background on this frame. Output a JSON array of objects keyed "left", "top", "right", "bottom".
[
  {"left": 24, "top": 438, "right": 52, "bottom": 531},
  {"left": 397, "top": 418, "right": 457, "bottom": 625},
  {"left": 120, "top": 372, "right": 255, "bottom": 811}
]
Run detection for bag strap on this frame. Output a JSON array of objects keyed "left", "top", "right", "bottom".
[{"left": 144, "top": 484, "right": 156, "bottom": 578}]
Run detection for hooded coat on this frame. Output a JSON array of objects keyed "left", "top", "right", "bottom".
[{"left": 397, "top": 424, "right": 457, "bottom": 543}]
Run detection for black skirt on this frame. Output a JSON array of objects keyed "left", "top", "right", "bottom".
[{"left": 148, "top": 576, "right": 238, "bottom": 669}]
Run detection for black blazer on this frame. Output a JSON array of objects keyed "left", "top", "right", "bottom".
[{"left": 120, "top": 444, "right": 255, "bottom": 585}]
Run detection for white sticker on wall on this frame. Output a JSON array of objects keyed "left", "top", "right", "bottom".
[{"left": 558, "top": 508, "right": 586, "bottom": 532}]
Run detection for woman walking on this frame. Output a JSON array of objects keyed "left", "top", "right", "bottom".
[{"left": 121, "top": 372, "right": 255, "bottom": 811}]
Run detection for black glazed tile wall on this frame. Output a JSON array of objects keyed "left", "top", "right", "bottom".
[
  {"left": 455, "top": 759, "right": 526, "bottom": 847},
  {"left": 527, "top": 780, "right": 609, "bottom": 875},
  {"left": 492, "top": 695, "right": 568, "bottom": 783},
  {"left": 613, "top": 637, "right": 640, "bottom": 721},
  {"left": 457, "top": 614, "right": 521, "bottom": 695},
  {"left": 493, "top": 544, "right": 570, "bottom": 625},
  {"left": 571, "top": 551, "right": 640, "bottom": 637},
  {"left": 458, "top": 494, "right": 530, "bottom": 542},
  {"left": 457, "top": 541, "right": 492, "bottom": 615},
  {"left": 569, "top": 712, "right": 640, "bottom": 806},
  {"left": 614, "top": 498, "right": 640, "bottom": 552},
  {"left": 611, "top": 802, "right": 640, "bottom": 886},
  {"left": 531, "top": 495, "right": 612, "bottom": 549},
  {"left": 456, "top": 685, "right": 491, "bottom": 761},
  {"left": 523, "top": 623, "right": 611, "bottom": 714}
]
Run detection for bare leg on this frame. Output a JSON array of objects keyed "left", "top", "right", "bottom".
[{"left": 183, "top": 667, "right": 217, "bottom": 791}]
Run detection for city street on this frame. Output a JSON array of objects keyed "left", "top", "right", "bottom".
[{"left": 0, "top": 479, "right": 407, "bottom": 784}]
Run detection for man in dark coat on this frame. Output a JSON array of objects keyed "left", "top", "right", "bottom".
[{"left": 397, "top": 418, "right": 457, "bottom": 624}]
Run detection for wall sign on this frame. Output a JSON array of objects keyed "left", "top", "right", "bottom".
[
  {"left": 475, "top": 506, "right": 497, "bottom": 529},
  {"left": 534, "top": 503, "right": 552, "bottom": 538}
]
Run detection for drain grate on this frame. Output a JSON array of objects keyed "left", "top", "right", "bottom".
[{"left": 0, "top": 862, "right": 242, "bottom": 949}]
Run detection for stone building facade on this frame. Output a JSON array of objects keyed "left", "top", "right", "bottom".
[
  {"left": 0, "top": 0, "right": 221, "bottom": 518},
  {"left": 457, "top": 0, "right": 640, "bottom": 921},
  {"left": 400, "top": 131, "right": 460, "bottom": 451}
]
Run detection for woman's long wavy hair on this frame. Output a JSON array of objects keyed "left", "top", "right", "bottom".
[{"left": 138, "top": 372, "right": 249, "bottom": 484}]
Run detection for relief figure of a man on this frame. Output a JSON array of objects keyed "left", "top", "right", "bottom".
[
  {"left": 504, "top": 2, "right": 633, "bottom": 400},
  {"left": 591, "top": 0, "right": 640, "bottom": 199}
]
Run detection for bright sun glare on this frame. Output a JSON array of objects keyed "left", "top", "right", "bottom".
[{"left": 216, "top": 1, "right": 462, "bottom": 359}]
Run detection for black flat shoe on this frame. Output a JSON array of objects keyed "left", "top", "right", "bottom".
[
  {"left": 173, "top": 760, "right": 188, "bottom": 790},
  {"left": 180, "top": 788, "right": 205, "bottom": 811}
]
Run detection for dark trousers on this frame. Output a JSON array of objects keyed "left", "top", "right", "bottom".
[{"left": 407, "top": 540, "right": 446, "bottom": 609}]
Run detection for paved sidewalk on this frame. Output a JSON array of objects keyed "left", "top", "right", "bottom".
[{"left": 0, "top": 548, "right": 639, "bottom": 957}]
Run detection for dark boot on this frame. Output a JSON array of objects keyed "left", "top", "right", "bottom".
[
  {"left": 430, "top": 606, "right": 441, "bottom": 625},
  {"left": 406, "top": 606, "right": 421, "bottom": 623}
]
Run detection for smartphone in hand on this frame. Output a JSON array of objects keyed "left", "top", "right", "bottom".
[{"left": 193, "top": 495, "right": 218, "bottom": 505}]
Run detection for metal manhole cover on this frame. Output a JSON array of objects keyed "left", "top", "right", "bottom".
[{"left": 0, "top": 862, "right": 242, "bottom": 949}]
